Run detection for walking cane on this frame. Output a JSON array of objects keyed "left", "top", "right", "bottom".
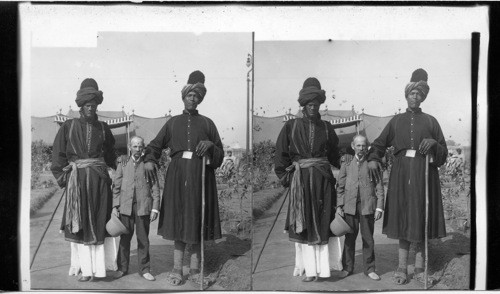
[
  {"left": 424, "top": 153, "right": 430, "bottom": 289},
  {"left": 200, "top": 156, "right": 206, "bottom": 291},
  {"left": 30, "top": 188, "right": 66, "bottom": 269},
  {"left": 252, "top": 187, "right": 290, "bottom": 274}
]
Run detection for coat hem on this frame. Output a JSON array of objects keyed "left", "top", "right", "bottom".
[
  {"left": 64, "top": 237, "right": 105, "bottom": 246},
  {"left": 383, "top": 232, "right": 447, "bottom": 243}
]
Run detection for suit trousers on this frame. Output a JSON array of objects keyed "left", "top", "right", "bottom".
[
  {"left": 117, "top": 202, "right": 151, "bottom": 275},
  {"left": 342, "top": 201, "right": 376, "bottom": 275}
]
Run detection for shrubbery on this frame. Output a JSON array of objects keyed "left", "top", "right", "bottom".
[
  {"left": 440, "top": 154, "right": 471, "bottom": 227},
  {"left": 216, "top": 140, "right": 276, "bottom": 191},
  {"left": 31, "top": 140, "right": 53, "bottom": 189},
  {"left": 251, "top": 140, "right": 276, "bottom": 191},
  {"left": 215, "top": 141, "right": 276, "bottom": 231}
]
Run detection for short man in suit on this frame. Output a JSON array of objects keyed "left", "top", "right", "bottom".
[
  {"left": 113, "top": 136, "right": 160, "bottom": 281},
  {"left": 336, "top": 134, "right": 384, "bottom": 281}
]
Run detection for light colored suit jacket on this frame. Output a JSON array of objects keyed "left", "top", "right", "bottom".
[
  {"left": 113, "top": 155, "right": 160, "bottom": 216},
  {"left": 336, "top": 156, "right": 384, "bottom": 216}
]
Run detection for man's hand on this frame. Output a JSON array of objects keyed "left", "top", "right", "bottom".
[
  {"left": 196, "top": 140, "right": 214, "bottom": 157},
  {"left": 419, "top": 138, "right": 437, "bottom": 155},
  {"left": 150, "top": 211, "right": 158, "bottom": 222},
  {"left": 336, "top": 207, "right": 344, "bottom": 217},
  {"left": 368, "top": 160, "right": 383, "bottom": 183},
  {"left": 120, "top": 156, "right": 129, "bottom": 167},
  {"left": 374, "top": 210, "right": 382, "bottom": 221},
  {"left": 144, "top": 161, "right": 158, "bottom": 184},
  {"left": 112, "top": 207, "right": 120, "bottom": 218},
  {"left": 342, "top": 154, "right": 354, "bottom": 164}
]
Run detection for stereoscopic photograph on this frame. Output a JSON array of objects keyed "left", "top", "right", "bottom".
[
  {"left": 251, "top": 39, "right": 474, "bottom": 291},
  {"left": 24, "top": 5, "right": 252, "bottom": 291},
  {"left": 19, "top": 4, "right": 488, "bottom": 292}
]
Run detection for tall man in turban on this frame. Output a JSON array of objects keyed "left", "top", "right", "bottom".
[
  {"left": 144, "top": 71, "right": 224, "bottom": 286},
  {"left": 51, "top": 78, "right": 116, "bottom": 281},
  {"left": 274, "top": 77, "right": 340, "bottom": 282},
  {"left": 367, "top": 69, "right": 447, "bottom": 285}
]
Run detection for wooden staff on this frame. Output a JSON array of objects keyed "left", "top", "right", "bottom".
[
  {"left": 200, "top": 156, "right": 206, "bottom": 290},
  {"left": 424, "top": 153, "right": 430, "bottom": 289},
  {"left": 30, "top": 188, "right": 66, "bottom": 269},
  {"left": 252, "top": 187, "right": 289, "bottom": 274}
]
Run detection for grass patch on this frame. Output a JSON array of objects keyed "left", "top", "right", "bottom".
[
  {"left": 252, "top": 187, "right": 285, "bottom": 219},
  {"left": 30, "top": 187, "right": 59, "bottom": 215},
  {"left": 218, "top": 187, "right": 252, "bottom": 239}
]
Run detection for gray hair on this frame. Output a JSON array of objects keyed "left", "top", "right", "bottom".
[
  {"left": 130, "top": 136, "right": 145, "bottom": 146},
  {"left": 352, "top": 134, "right": 367, "bottom": 143}
]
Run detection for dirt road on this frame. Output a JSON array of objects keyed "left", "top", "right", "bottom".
[
  {"left": 29, "top": 188, "right": 244, "bottom": 291},
  {"left": 252, "top": 189, "right": 449, "bottom": 291}
]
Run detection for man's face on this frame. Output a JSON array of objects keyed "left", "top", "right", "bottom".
[
  {"left": 183, "top": 91, "right": 200, "bottom": 111},
  {"left": 130, "top": 139, "right": 144, "bottom": 158},
  {"left": 304, "top": 100, "right": 320, "bottom": 117},
  {"left": 82, "top": 100, "right": 97, "bottom": 118},
  {"left": 352, "top": 136, "right": 367, "bottom": 158},
  {"left": 406, "top": 89, "right": 424, "bottom": 110}
]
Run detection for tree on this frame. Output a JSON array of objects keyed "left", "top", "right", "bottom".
[{"left": 446, "top": 139, "right": 457, "bottom": 147}]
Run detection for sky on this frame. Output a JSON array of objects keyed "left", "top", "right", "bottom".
[
  {"left": 25, "top": 5, "right": 485, "bottom": 149},
  {"left": 30, "top": 32, "right": 252, "bottom": 148},
  {"left": 255, "top": 40, "right": 472, "bottom": 146}
]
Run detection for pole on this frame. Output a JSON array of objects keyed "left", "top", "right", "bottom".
[
  {"left": 424, "top": 154, "right": 430, "bottom": 289},
  {"left": 252, "top": 188, "right": 289, "bottom": 274},
  {"left": 126, "top": 123, "right": 130, "bottom": 156},
  {"left": 246, "top": 70, "right": 252, "bottom": 158},
  {"left": 30, "top": 188, "right": 66, "bottom": 269},
  {"left": 200, "top": 156, "right": 206, "bottom": 290}
]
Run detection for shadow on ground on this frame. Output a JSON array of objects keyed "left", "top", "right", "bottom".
[
  {"left": 147, "top": 234, "right": 251, "bottom": 290},
  {"left": 359, "top": 232, "right": 470, "bottom": 289},
  {"left": 206, "top": 234, "right": 251, "bottom": 290},
  {"left": 428, "top": 232, "right": 471, "bottom": 289},
  {"left": 337, "top": 232, "right": 470, "bottom": 290}
]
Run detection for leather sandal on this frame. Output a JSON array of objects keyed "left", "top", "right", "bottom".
[
  {"left": 392, "top": 268, "right": 407, "bottom": 285},
  {"left": 188, "top": 273, "right": 212, "bottom": 287},
  {"left": 414, "top": 268, "right": 436, "bottom": 286},
  {"left": 302, "top": 276, "right": 318, "bottom": 282},
  {"left": 166, "top": 272, "right": 183, "bottom": 286},
  {"left": 78, "top": 276, "right": 91, "bottom": 282}
]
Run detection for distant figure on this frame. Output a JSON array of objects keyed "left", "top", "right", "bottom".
[
  {"left": 274, "top": 77, "right": 340, "bottom": 282},
  {"left": 222, "top": 150, "right": 236, "bottom": 165},
  {"left": 51, "top": 78, "right": 116, "bottom": 281},
  {"left": 336, "top": 134, "right": 384, "bottom": 281},
  {"left": 144, "top": 70, "right": 224, "bottom": 286},
  {"left": 221, "top": 150, "right": 237, "bottom": 176},
  {"left": 367, "top": 68, "right": 447, "bottom": 285},
  {"left": 113, "top": 136, "right": 160, "bottom": 281},
  {"left": 447, "top": 148, "right": 464, "bottom": 171}
]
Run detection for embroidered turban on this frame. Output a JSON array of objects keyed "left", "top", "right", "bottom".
[
  {"left": 404, "top": 68, "right": 430, "bottom": 100},
  {"left": 298, "top": 77, "right": 326, "bottom": 106},
  {"left": 181, "top": 70, "right": 207, "bottom": 102},
  {"left": 75, "top": 78, "right": 103, "bottom": 107}
]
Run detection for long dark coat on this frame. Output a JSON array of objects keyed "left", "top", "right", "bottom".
[
  {"left": 367, "top": 108, "right": 448, "bottom": 242},
  {"left": 274, "top": 114, "right": 340, "bottom": 245},
  {"left": 51, "top": 115, "right": 116, "bottom": 245},
  {"left": 144, "top": 110, "right": 224, "bottom": 244}
]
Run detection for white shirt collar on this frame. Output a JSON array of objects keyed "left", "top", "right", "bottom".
[{"left": 131, "top": 154, "right": 143, "bottom": 164}]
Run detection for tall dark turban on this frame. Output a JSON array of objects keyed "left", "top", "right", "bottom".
[
  {"left": 297, "top": 77, "right": 326, "bottom": 106},
  {"left": 404, "top": 68, "right": 430, "bottom": 100},
  {"left": 181, "top": 70, "right": 207, "bottom": 102},
  {"left": 75, "top": 78, "right": 104, "bottom": 107}
]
